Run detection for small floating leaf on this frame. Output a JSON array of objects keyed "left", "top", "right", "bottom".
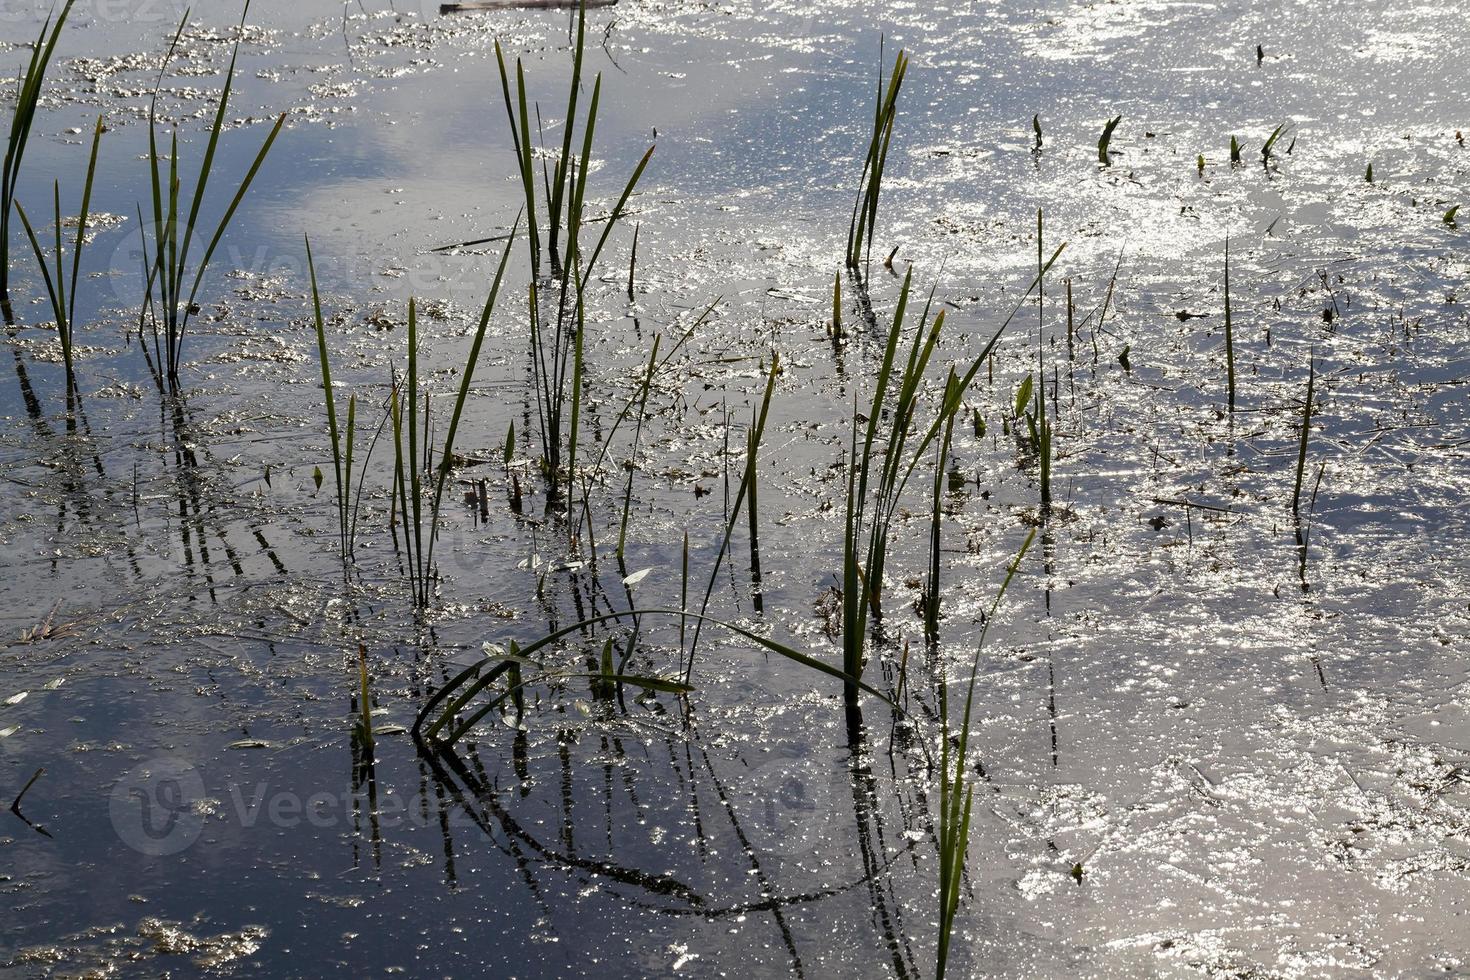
[
  {"left": 4, "top": 692, "right": 28, "bottom": 706},
  {"left": 623, "top": 567, "right": 653, "bottom": 588},
  {"left": 1119, "top": 345, "right": 1132, "bottom": 371},
  {"left": 0, "top": 726, "right": 19, "bottom": 738},
  {"left": 228, "top": 739, "right": 271, "bottom": 750},
  {"left": 312, "top": 465, "right": 323, "bottom": 490}
]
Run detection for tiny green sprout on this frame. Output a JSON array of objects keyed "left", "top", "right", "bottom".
[
  {"left": 1032, "top": 114, "right": 1042, "bottom": 151},
  {"left": 593, "top": 637, "right": 616, "bottom": 700},
  {"left": 503, "top": 420, "right": 515, "bottom": 467},
  {"left": 1261, "top": 122, "right": 1291, "bottom": 165},
  {"left": 1230, "top": 135, "right": 1242, "bottom": 164},
  {"left": 313, "top": 465, "right": 323, "bottom": 490},
  {"left": 355, "top": 643, "right": 374, "bottom": 756},
  {"left": 1119, "top": 345, "right": 1132, "bottom": 371},
  {"left": 1445, "top": 205, "right": 1460, "bottom": 226},
  {"left": 1365, "top": 162, "right": 1374, "bottom": 183},
  {"left": 1197, "top": 153, "right": 1205, "bottom": 174},
  {"left": 973, "top": 409, "right": 985, "bottom": 438},
  {"left": 1071, "top": 863, "right": 1085, "bottom": 882},
  {"left": 1014, "top": 374, "right": 1034, "bottom": 418},
  {"left": 832, "top": 271, "right": 842, "bottom": 336},
  {"left": 1098, "top": 114, "right": 1122, "bottom": 165}
]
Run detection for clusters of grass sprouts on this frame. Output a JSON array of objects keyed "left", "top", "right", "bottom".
[
  {"left": 387, "top": 228, "right": 517, "bottom": 607},
  {"left": 13, "top": 116, "right": 101, "bottom": 382},
  {"left": 839, "top": 271, "right": 995, "bottom": 702},
  {"left": 137, "top": 4, "right": 286, "bottom": 390},
  {"left": 495, "top": 0, "right": 652, "bottom": 495},
  {"left": 1, "top": 0, "right": 77, "bottom": 319},
  {"left": 845, "top": 47, "right": 908, "bottom": 280},
  {"left": 306, "top": 218, "right": 516, "bottom": 603}
]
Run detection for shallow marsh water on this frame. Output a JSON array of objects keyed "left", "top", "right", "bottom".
[{"left": 0, "top": 0, "right": 1468, "bottom": 976}]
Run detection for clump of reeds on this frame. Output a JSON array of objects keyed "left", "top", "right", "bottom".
[
  {"left": 937, "top": 529, "right": 1034, "bottom": 980},
  {"left": 387, "top": 224, "right": 517, "bottom": 607},
  {"left": 14, "top": 116, "right": 102, "bottom": 381},
  {"left": 846, "top": 47, "right": 909, "bottom": 278},
  {"left": 839, "top": 271, "right": 995, "bottom": 701},
  {"left": 495, "top": 0, "right": 652, "bottom": 495},
  {"left": 1, "top": 0, "right": 77, "bottom": 317},
  {"left": 137, "top": 3, "right": 286, "bottom": 390}
]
